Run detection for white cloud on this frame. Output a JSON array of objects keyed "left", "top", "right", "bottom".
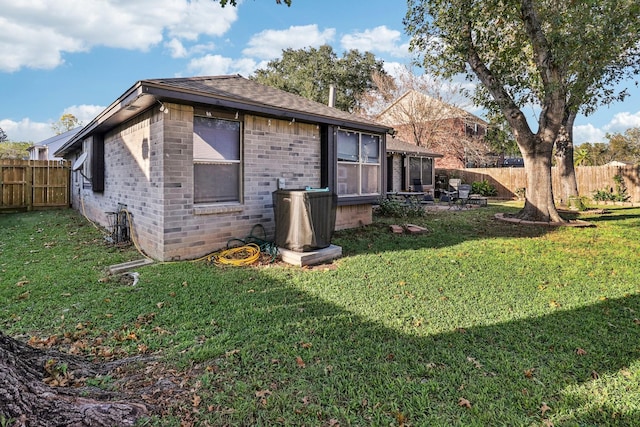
[
  {"left": 574, "top": 123, "right": 605, "bottom": 145},
  {"left": 61, "top": 105, "right": 105, "bottom": 125},
  {"left": 340, "top": 25, "right": 410, "bottom": 57},
  {"left": 0, "top": 118, "right": 53, "bottom": 143},
  {"left": 187, "top": 55, "right": 258, "bottom": 77},
  {"left": 165, "top": 38, "right": 218, "bottom": 59},
  {"left": 603, "top": 110, "right": 640, "bottom": 133},
  {"left": 166, "top": 38, "right": 189, "bottom": 58},
  {"left": 575, "top": 110, "right": 640, "bottom": 144},
  {"left": 242, "top": 25, "right": 336, "bottom": 60},
  {"left": 166, "top": 0, "right": 237, "bottom": 41},
  {"left": 0, "top": 0, "right": 236, "bottom": 72},
  {"left": 0, "top": 104, "right": 104, "bottom": 143}
]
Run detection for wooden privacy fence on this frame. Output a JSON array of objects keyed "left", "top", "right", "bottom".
[
  {"left": 438, "top": 164, "right": 640, "bottom": 203},
  {"left": 0, "top": 160, "right": 70, "bottom": 211}
]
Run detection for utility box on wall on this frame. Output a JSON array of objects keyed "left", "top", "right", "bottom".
[{"left": 272, "top": 188, "right": 337, "bottom": 252}]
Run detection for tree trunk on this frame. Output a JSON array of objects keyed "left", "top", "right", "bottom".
[
  {"left": 518, "top": 137, "right": 565, "bottom": 223},
  {"left": 0, "top": 332, "right": 147, "bottom": 427},
  {"left": 554, "top": 112, "right": 579, "bottom": 206}
]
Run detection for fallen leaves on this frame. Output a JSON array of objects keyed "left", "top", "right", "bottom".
[
  {"left": 458, "top": 397, "right": 472, "bottom": 408},
  {"left": 43, "top": 359, "right": 76, "bottom": 387},
  {"left": 466, "top": 356, "right": 483, "bottom": 369},
  {"left": 255, "top": 389, "right": 272, "bottom": 406},
  {"left": 540, "top": 402, "right": 551, "bottom": 416},
  {"left": 295, "top": 356, "right": 306, "bottom": 368}
]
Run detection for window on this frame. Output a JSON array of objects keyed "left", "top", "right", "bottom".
[
  {"left": 337, "top": 130, "right": 380, "bottom": 196},
  {"left": 193, "top": 116, "right": 241, "bottom": 204},
  {"left": 409, "top": 157, "right": 433, "bottom": 187},
  {"left": 81, "top": 139, "right": 92, "bottom": 189}
]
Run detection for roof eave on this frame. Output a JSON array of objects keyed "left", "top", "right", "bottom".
[
  {"left": 140, "top": 82, "right": 392, "bottom": 133},
  {"left": 56, "top": 80, "right": 392, "bottom": 158},
  {"left": 55, "top": 82, "right": 153, "bottom": 157}
]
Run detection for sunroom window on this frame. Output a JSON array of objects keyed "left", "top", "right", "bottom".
[
  {"left": 193, "top": 116, "right": 241, "bottom": 204},
  {"left": 337, "top": 130, "right": 380, "bottom": 196},
  {"left": 409, "top": 157, "right": 433, "bottom": 187}
]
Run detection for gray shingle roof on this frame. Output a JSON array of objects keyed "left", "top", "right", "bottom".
[
  {"left": 57, "top": 75, "right": 392, "bottom": 156},
  {"left": 144, "top": 75, "right": 386, "bottom": 129},
  {"left": 386, "top": 138, "right": 443, "bottom": 157}
]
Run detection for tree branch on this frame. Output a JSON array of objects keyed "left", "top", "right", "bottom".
[{"left": 462, "top": 22, "right": 532, "bottom": 144}]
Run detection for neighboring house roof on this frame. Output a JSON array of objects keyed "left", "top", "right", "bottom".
[
  {"left": 386, "top": 138, "right": 443, "bottom": 158},
  {"left": 376, "top": 89, "right": 487, "bottom": 127},
  {"left": 56, "top": 75, "right": 392, "bottom": 157},
  {"left": 605, "top": 160, "right": 635, "bottom": 167},
  {"left": 30, "top": 127, "right": 81, "bottom": 160}
]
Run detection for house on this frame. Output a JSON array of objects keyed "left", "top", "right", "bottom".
[
  {"left": 605, "top": 160, "right": 636, "bottom": 167},
  {"left": 28, "top": 128, "right": 80, "bottom": 161},
  {"left": 376, "top": 90, "right": 490, "bottom": 169},
  {"left": 386, "top": 138, "right": 442, "bottom": 193},
  {"left": 55, "top": 75, "right": 392, "bottom": 261}
]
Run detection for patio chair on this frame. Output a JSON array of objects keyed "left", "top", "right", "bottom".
[
  {"left": 412, "top": 179, "right": 435, "bottom": 204},
  {"left": 450, "top": 183, "right": 472, "bottom": 209},
  {"left": 441, "top": 178, "right": 461, "bottom": 204}
]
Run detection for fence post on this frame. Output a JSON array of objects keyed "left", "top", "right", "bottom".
[{"left": 25, "top": 160, "right": 33, "bottom": 210}]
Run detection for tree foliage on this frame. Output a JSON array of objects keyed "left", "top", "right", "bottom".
[
  {"left": 251, "top": 45, "right": 389, "bottom": 112},
  {"left": 360, "top": 67, "right": 493, "bottom": 166},
  {"left": 218, "top": 0, "right": 290, "bottom": 6},
  {"left": 405, "top": 0, "right": 640, "bottom": 221},
  {"left": 52, "top": 113, "right": 82, "bottom": 135},
  {"left": 0, "top": 126, "right": 7, "bottom": 142},
  {"left": 484, "top": 111, "right": 518, "bottom": 157},
  {"left": 576, "top": 127, "right": 640, "bottom": 166}
]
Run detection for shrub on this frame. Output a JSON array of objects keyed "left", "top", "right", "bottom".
[
  {"left": 471, "top": 179, "right": 498, "bottom": 196},
  {"left": 376, "top": 197, "right": 426, "bottom": 218},
  {"left": 592, "top": 173, "right": 630, "bottom": 203}
]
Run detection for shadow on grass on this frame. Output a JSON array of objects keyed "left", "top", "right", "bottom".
[
  {"left": 334, "top": 204, "right": 555, "bottom": 257},
  {"left": 155, "top": 263, "right": 640, "bottom": 426}
]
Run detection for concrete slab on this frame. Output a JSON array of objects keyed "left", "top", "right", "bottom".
[
  {"left": 404, "top": 224, "right": 428, "bottom": 234},
  {"left": 278, "top": 244, "right": 342, "bottom": 267},
  {"left": 108, "top": 258, "right": 154, "bottom": 274},
  {"left": 389, "top": 224, "right": 404, "bottom": 234}
]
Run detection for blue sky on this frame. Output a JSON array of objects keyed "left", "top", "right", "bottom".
[{"left": 1, "top": 0, "right": 638, "bottom": 145}]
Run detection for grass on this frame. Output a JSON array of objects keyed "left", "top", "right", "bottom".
[{"left": 1, "top": 204, "right": 639, "bottom": 426}]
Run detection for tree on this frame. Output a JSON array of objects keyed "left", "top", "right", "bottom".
[
  {"left": 360, "top": 67, "right": 493, "bottom": 167},
  {"left": 484, "top": 111, "right": 519, "bottom": 162},
  {"left": 0, "top": 331, "right": 147, "bottom": 426},
  {"left": 0, "top": 126, "right": 7, "bottom": 142},
  {"left": 2, "top": 3, "right": 295, "bottom": 426},
  {"left": 606, "top": 127, "right": 640, "bottom": 164},
  {"left": 251, "top": 45, "right": 389, "bottom": 113},
  {"left": 573, "top": 146, "right": 593, "bottom": 167},
  {"left": 219, "top": 0, "right": 290, "bottom": 5},
  {"left": 405, "top": 0, "right": 640, "bottom": 222},
  {"left": 52, "top": 113, "right": 81, "bottom": 135}
]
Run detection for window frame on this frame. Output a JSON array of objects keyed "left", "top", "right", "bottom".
[
  {"left": 193, "top": 115, "right": 243, "bottom": 205},
  {"left": 336, "top": 129, "right": 382, "bottom": 197},
  {"left": 408, "top": 156, "right": 434, "bottom": 188}
]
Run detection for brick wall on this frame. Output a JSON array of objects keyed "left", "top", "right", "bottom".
[
  {"left": 70, "top": 108, "right": 167, "bottom": 258},
  {"left": 72, "top": 104, "right": 378, "bottom": 260},
  {"left": 335, "top": 204, "right": 372, "bottom": 230}
]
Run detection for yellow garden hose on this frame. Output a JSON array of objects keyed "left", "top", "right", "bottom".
[{"left": 212, "top": 243, "right": 261, "bottom": 266}]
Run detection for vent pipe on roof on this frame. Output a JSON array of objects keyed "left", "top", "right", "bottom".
[{"left": 328, "top": 84, "right": 336, "bottom": 108}]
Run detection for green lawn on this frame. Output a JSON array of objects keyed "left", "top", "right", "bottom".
[{"left": 1, "top": 204, "right": 639, "bottom": 426}]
